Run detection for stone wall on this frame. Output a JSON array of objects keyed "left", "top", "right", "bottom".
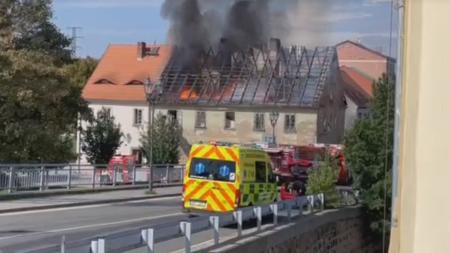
[{"left": 203, "top": 208, "right": 380, "bottom": 253}]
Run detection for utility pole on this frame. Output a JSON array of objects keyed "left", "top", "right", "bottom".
[{"left": 67, "top": 26, "right": 83, "bottom": 58}]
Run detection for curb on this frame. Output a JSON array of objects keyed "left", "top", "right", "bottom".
[
  {"left": 0, "top": 192, "right": 181, "bottom": 214},
  {"left": 0, "top": 184, "right": 182, "bottom": 201}
]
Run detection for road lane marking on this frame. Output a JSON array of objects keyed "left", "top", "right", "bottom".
[
  {"left": 0, "top": 196, "right": 180, "bottom": 217},
  {"left": 0, "top": 211, "right": 184, "bottom": 241}
]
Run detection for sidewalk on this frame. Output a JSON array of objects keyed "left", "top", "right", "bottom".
[{"left": 0, "top": 186, "right": 181, "bottom": 213}]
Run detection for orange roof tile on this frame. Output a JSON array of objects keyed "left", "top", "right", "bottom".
[
  {"left": 82, "top": 44, "right": 172, "bottom": 103},
  {"left": 340, "top": 66, "right": 374, "bottom": 106},
  {"left": 336, "top": 40, "right": 394, "bottom": 61}
]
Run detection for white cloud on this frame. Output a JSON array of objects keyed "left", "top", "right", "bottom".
[{"left": 56, "top": 0, "right": 164, "bottom": 9}]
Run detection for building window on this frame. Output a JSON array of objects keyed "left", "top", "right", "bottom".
[
  {"left": 195, "top": 111, "right": 206, "bottom": 129},
  {"left": 133, "top": 109, "right": 143, "bottom": 125},
  {"left": 255, "top": 161, "right": 267, "bottom": 183},
  {"left": 254, "top": 113, "right": 265, "bottom": 131},
  {"left": 285, "top": 114, "right": 296, "bottom": 133},
  {"left": 168, "top": 110, "right": 177, "bottom": 121},
  {"left": 224, "top": 112, "right": 235, "bottom": 130}
]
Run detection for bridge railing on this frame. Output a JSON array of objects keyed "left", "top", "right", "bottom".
[
  {"left": 0, "top": 164, "right": 184, "bottom": 193},
  {"left": 22, "top": 193, "right": 325, "bottom": 253}
]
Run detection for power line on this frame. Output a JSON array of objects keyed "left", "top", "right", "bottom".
[{"left": 67, "top": 26, "right": 83, "bottom": 58}]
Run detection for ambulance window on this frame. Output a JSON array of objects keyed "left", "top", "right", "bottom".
[
  {"left": 255, "top": 161, "right": 266, "bottom": 182},
  {"left": 189, "top": 158, "right": 236, "bottom": 182}
]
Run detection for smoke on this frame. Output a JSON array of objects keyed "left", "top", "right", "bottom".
[{"left": 161, "top": 0, "right": 334, "bottom": 63}]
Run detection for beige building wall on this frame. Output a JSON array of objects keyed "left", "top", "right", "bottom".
[
  {"left": 390, "top": 1, "right": 450, "bottom": 253},
  {"left": 179, "top": 109, "right": 317, "bottom": 159}
]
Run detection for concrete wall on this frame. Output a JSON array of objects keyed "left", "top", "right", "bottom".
[
  {"left": 179, "top": 109, "right": 318, "bottom": 161},
  {"left": 201, "top": 207, "right": 379, "bottom": 253}
]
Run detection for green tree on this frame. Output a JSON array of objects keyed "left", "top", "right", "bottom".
[
  {"left": 0, "top": 0, "right": 90, "bottom": 163},
  {"left": 63, "top": 57, "right": 98, "bottom": 88},
  {"left": 141, "top": 113, "right": 182, "bottom": 164},
  {"left": 81, "top": 108, "right": 123, "bottom": 165},
  {"left": 0, "top": 50, "right": 90, "bottom": 163},
  {"left": 306, "top": 154, "right": 341, "bottom": 208},
  {"left": 0, "top": 0, "right": 72, "bottom": 64},
  {"left": 344, "top": 74, "right": 395, "bottom": 237}
]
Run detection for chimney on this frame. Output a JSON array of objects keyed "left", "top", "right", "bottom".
[
  {"left": 218, "top": 38, "right": 232, "bottom": 69},
  {"left": 269, "top": 38, "right": 281, "bottom": 75},
  {"left": 137, "top": 42, "right": 146, "bottom": 60},
  {"left": 269, "top": 38, "right": 281, "bottom": 52}
]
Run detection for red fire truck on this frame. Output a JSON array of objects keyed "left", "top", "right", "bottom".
[
  {"left": 264, "top": 144, "right": 351, "bottom": 186},
  {"left": 99, "top": 155, "right": 135, "bottom": 184}
]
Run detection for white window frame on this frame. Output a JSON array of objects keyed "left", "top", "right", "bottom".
[
  {"left": 284, "top": 114, "right": 296, "bottom": 133},
  {"left": 133, "top": 108, "right": 143, "bottom": 126},
  {"left": 254, "top": 113, "right": 265, "bottom": 132},
  {"left": 195, "top": 111, "right": 207, "bottom": 129}
]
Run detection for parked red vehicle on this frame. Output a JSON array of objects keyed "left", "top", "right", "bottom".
[
  {"left": 265, "top": 144, "right": 351, "bottom": 187},
  {"left": 99, "top": 155, "right": 136, "bottom": 184}
]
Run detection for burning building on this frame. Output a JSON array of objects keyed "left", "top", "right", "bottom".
[
  {"left": 153, "top": 38, "right": 346, "bottom": 159},
  {"left": 81, "top": 0, "right": 347, "bottom": 162}
]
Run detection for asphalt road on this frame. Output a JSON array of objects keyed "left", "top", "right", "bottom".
[{"left": 0, "top": 196, "right": 194, "bottom": 253}]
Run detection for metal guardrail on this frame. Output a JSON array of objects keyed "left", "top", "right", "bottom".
[
  {"left": 22, "top": 193, "right": 325, "bottom": 253},
  {"left": 0, "top": 164, "right": 184, "bottom": 193}
]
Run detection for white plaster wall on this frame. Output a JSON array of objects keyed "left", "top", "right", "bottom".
[{"left": 79, "top": 101, "right": 167, "bottom": 163}]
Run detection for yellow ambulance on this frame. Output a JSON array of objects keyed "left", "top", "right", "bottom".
[{"left": 182, "top": 143, "right": 278, "bottom": 212}]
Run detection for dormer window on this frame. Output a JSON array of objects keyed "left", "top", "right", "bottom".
[
  {"left": 95, "top": 79, "right": 115, "bottom": 85},
  {"left": 127, "top": 80, "right": 144, "bottom": 85}
]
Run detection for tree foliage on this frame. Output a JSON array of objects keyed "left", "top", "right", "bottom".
[
  {"left": 344, "top": 74, "right": 395, "bottom": 237},
  {"left": 82, "top": 108, "right": 123, "bottom": 165},
  {"left": 0, "top": 0, "right": 72, "bottom": 64},
  {"left": 141, "top": 113, "right": 182, "bottom": 165},
  {"left": 307, "top": 154, "right": 341, "bottom": 208},
  {"left": 0, "top": 50, "right": 90, "bottom": 163},
  {"left": 0, "top": 0, "right": 90, "bottom": 163},
  {"left": 63, "top": 57, "right": 98, "bottom": 88}
]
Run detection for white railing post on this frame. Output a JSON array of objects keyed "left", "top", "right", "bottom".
[
  {"left": 234, "top": 210, "right": 243, "bottom": 237},
  {"left": 141, "top": 228, "right": 155, "bottom": 253},
  {"left": 113, "top": 165, "right": 117, "bottom": 186},
  {"left": 180, "top": 222, "right": 191, "bottom": 253},
  {"left": 67, "top": 165, "right": 72, "bottom": 190},
  {"left": 7, "top": 166, "right": 14, "bottom": 193},
  {"left": 307, "top": 195, "right": 314, "bottom": 214},
  {"left": 92, "top": 166, "right": 96, "bottom": 189},
  {"left": 270, "top": 204, "right": 278, "bottom": 225},
  {"left": 60, "top": 235, "right": 66, "bottom": 253},
  {"left": 165, "top": 165, "right": 170, "bottom": 184},
  {"left": 254, "top": 206, "right": 262, "bottom": 231},
  {"left": 319, "top": 193, "right": 325, "bottom": 211},
  {"left": 210, "top": 216, "right": 220, "bottom": 245},
  {"left": 91, "top": 238, "right": 105, "bottom": 253},
  {"left": 39, "top": 166, "right": 45, "bottom": 191},
  {"left": 286, "top": 201, "right": 292, "bottom": 222},
  {"left": 132, "top": 165, "right": 137, "bottom": 185}
]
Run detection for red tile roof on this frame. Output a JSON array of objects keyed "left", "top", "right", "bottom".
[
  {"left": 336, "top": 40, "right": 394, "bottom": 61},
  {"left": 82, "top": 44, "right": 172, "bottom": 103},
  {"left": 340, "top": 66, "right": 374, "bottom": 106}
]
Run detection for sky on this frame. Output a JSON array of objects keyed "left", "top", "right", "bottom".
[{"left": 52, "top": 0, "right": 398, "bottom": 59}]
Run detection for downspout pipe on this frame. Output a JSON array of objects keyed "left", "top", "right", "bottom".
[{"left": 391, "top": 0, "right": 405, "bottom": 229}]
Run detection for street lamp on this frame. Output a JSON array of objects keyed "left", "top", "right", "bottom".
[
  {"left": 269, "top": 111, "right": 280, "bottom": 146},
  {"left": 144, "top": 78, "right": 162, "bottom": 192}
]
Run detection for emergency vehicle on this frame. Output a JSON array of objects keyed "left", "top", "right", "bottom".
[{"left": 183, "top": 143, "right": 278, "bottom": 212}]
